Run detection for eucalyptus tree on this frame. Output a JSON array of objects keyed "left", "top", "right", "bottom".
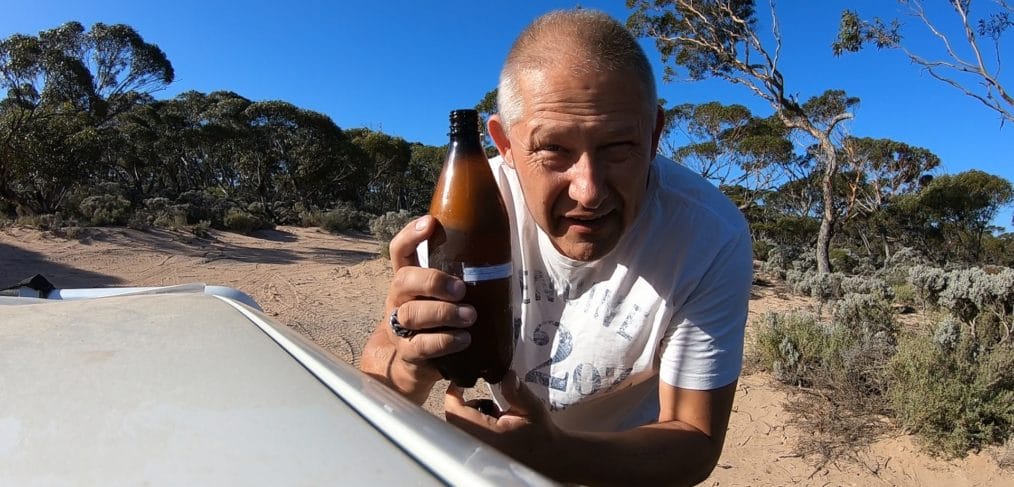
[
  {"left": 834, "top": 0, "right": 1013, "bottom": 123},
  {"left": 0, "top": 21, "right": 173, "bottom": 212},
  {"left": 838, "top": 137, "right": 940, "bottom": 259},
  {"left": 628, "top": 0, "right": 858, "bottom": 273},
  {"left": 663, "top": 101, "right": 797, "bottom": 210},
  {"left": 346, "top": 128, "right": 411, "bottom": 213}
]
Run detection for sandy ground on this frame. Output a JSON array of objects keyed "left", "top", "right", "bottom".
[{"left": 2, "top": 225, "right": 1010, "bottom": 486}]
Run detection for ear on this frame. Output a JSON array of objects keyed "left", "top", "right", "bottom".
[
  {"left": 650, "top": 104, "right": 665, "bottom": 157},
  {"left": 488, "top": 114, "right": 514, "bottom": 168}
]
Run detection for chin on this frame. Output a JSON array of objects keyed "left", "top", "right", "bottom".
[{"left": 558, "top": 239, "right": 616, "bottom": 262}]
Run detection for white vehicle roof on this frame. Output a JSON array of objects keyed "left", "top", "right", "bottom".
[{"left": 0, "top": 292, "right": 553, "bottom": 486}]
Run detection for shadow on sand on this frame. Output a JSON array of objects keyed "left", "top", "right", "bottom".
[{"left": 0, "top": 242, "right": 123, "bottom": 289}]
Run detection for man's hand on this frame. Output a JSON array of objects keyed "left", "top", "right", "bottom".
[
  {"left": 359, "top": 215, "right": 477, "bottom": 404},
  {"left": 444, "top": 371, "right": 561, "bottom": 469}
]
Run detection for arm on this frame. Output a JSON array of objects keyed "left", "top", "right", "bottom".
[
  {"left": 359, "top": 215, "right": 476, "bottom": 404},
  {"left": 446, "top": 374, "right": 736, "bottom": 486}
]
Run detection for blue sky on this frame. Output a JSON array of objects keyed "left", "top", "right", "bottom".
[{"left": 3, "top": 1, "right": 1012, "bottom": 230}]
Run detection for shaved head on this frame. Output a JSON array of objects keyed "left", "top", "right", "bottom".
[{"left": 497, "top": 9, "right": 657, "bottom": 132}]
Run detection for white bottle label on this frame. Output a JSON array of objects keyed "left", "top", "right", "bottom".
[{"left": 461, "top": 262, "right": 512, "bottom": 282}]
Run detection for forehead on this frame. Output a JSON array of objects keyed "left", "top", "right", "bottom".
[{"left": 512, "top": 67, "right": 649, "bottom": 137}]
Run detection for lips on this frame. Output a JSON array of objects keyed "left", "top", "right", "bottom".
[{"left": 561, "top": 211, "right": 613, "bottom": 234}]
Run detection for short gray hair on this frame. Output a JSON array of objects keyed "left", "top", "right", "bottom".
[{"left": 497, "top": 9, "right": 657, "bottom": 132}]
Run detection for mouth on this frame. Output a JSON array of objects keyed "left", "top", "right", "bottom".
[{"left": 561, "top": 211, "right": 613, "bottom": 234}]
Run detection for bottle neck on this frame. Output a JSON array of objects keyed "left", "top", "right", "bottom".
[{"left": 449, "top": 130, "right": 483, "bottom": 152}]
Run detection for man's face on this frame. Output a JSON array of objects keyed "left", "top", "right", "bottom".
[{"left": 490, "top": 66, "right": 663, "bottom": 261}]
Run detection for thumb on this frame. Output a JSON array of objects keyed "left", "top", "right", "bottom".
[{"left": 500, "top": 370, "right": 545, "bottom": 418}]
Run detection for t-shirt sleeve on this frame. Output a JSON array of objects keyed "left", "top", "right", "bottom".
[{"left": 658, "top": 229, "right": 752, "bottom": 390}]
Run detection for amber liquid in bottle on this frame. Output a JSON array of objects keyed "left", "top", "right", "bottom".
[{"left": 428, "top": 109, "right": 514, "bottom": 388}]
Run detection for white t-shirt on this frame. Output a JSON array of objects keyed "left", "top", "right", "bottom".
[{"left": 488, "top": 154, "right": 752, "bottom": 432}]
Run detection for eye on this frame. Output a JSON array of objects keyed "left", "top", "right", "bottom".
[
  {"left": 537, "top": 144, "right": 566, "bottom": 154},
  {"left": 528, "top": 143, "right": 572, "bottom": 170},
  {"left": 600, "top": 141, "right": 635, "bottom": 161}
]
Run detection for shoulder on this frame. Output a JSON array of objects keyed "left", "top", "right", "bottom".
[{"left": 648, "top": 155, "right": 748, "bottom": 240}]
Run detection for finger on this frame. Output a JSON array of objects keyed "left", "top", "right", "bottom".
[
  {"left": 390, "top": 216, "right": 435, "bottom": 272},
  {"left": 444, "top": 384, "right": 498, "bottom": 435},
  {"left": 500, "top": 370, "right": 545, "bottom": 418},
  {"left": 396, "top": 300, "right": 475, "bottom": 332},
  {"left": 390, "top": 267, "right": 466, "bottom": 305},
  {"left": 398, "top": 329, "right": 470, "bottom": 362}
]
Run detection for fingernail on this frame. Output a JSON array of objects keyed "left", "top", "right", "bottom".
[
  {"left": 446, "top": 279, "right": 465, "bottom": 297},
  {"left": 452, "top": 332, "right": 471, "bottom": 347},
  {"left": 457, "top": 306, "right": 476, "bottom": 323},
  {"left": 414, "top": 216, "right": 429, "bottom": 231}
]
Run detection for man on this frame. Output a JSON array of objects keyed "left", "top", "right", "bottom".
[{"left": 360, "top": 9, "right": 752, "bottom": 486}]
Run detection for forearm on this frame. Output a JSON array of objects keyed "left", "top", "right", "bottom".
[
  {"left": 536, "top": 422, "right": 723, "bottom": 487},
  {"left": 359, "top": 325, "right": 437, "bottom": 405}
]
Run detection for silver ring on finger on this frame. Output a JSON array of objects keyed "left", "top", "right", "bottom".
[{"left": 389, "top": 307, "right": 414, "bottom": 338}]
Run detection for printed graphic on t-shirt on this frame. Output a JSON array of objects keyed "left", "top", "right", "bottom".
[{"left": 516, "top": 266, "right": 656, "bottom": 412}]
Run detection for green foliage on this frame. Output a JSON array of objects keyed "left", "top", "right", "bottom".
[
  {"left": 320, "top": 205, "right": 372, "bottom": 234},
  {"left": 223, "top": 208, "right": 262, "bottom": 235},
  {"left": 830, "top": 248, "right": 858, "bottom": 274},
  {"left": 752, "top": 238, "right": 774, "bottom": 261},
  {"left": 142, "top": 197, "right": 187, "bottom": 230},
  {"left": 175, "top": 190, "right": 231, "bottom": 227},
  {"left": 840, "top": 275, "right": 894, "bottom": 302},
  {"left": 752, "top": 298, "right": 896, "bottom": 396},
  {"left": 190, "top": 220, "right": 211, "bottom": 239},
  {"left": 889, "top": 327, "right": 1014, "bottom": 457},
  {"left": 751, "top": 215, "right": 820, "bottom": 249},
  {"left": 78, "top": 194, "right": 131, "bottom": 226},
  {"left": 369, "top": 210, "right": 414, "bottom": 241}
]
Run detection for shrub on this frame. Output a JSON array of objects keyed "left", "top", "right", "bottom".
[
  {"left": 751, "top": 311, "right": 827, "bottom": 386},
  {"left": 888, "top": 246, "right": 928, "bottom": 268},
  {"left": 224, "top": 208, "right": 262, "bottom": 235},
  {"left": 190, "top": 220, "right": 212, "bottom": 239},
  {"left": 271, "top": 201, "right": 300, "bottom": 226},
  {"left": 368, "top": 210, "right": 414, "bottom": 241},
  {"left": 752, "top": 304, "right": 898, "bottom": 466},
  {"left": 841, "top": 275, "right": 894, "bottom": 302},
  {"left": 890, "top": 327, "right": 1014, "bottom": 457},
  {"left": 892, "top": 282, "right": 918, "bottom": 307},
  {"left": 753, "top": 239, "right": 775, "bottom": 262},
  {"left": 300, "top": 210, "right": 322, "bottom": 227},
  {"left": 321, "top": 205, "right": 372, "bottom": 233},
  {"left": 79, "top": 194, "right": 131, "bottom": 226},
  {"left": 907, "top": 264, "right": 948, "bottom": 306},
  {"left": 145, "top": 198, "right": 188, "bottom": 230},
  {"left": 792, "top": 249, "right": 818, "bottom": 273},
  {"left": 176, "top": 190, "right": 231, "bottom": 227},
  {"left": 787, "top": 270, "right": 844, "bottom": 303},
  {"left": 761, "top": 244, "right": 803, "bottom": 279},
  {"left": 830, "top": 248, "right": 859, "bottom": 274}
]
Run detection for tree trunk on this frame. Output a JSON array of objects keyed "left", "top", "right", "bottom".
[{"left": 816, "top": 134, "right": 838, "bottom": 274}]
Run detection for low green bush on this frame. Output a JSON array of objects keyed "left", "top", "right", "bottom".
[
  {"left": 890, "top": 327, "right": 1014, "bottom": 457},
  {"left": 830, "top": 248, "right": 859, "bottom": 274},
  {"left": 321, "top": 205, "right": 372, "bottom": 233},
  {"left": 79, "top": 194, "right": 131, "bottom": 226},
  {"left": 753, "top": 239, "right": 775, "bottom": 262},
  {"left": 224, "top": 208, "right": 262, "bottom": 235},
  {"left": 751, "top": 298, "right": 899, "bottom": 465},
  {"left": 368, "top": 210, "right": 414, "bottom": 241}
]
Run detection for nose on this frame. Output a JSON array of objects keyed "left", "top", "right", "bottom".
[{"left": 567, "top": 154, "right": 607, "bottom": 209}]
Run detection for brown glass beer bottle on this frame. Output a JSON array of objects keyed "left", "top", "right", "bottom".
[{"left": 428, "top": 109, "right": 514, "bottom": 388}]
